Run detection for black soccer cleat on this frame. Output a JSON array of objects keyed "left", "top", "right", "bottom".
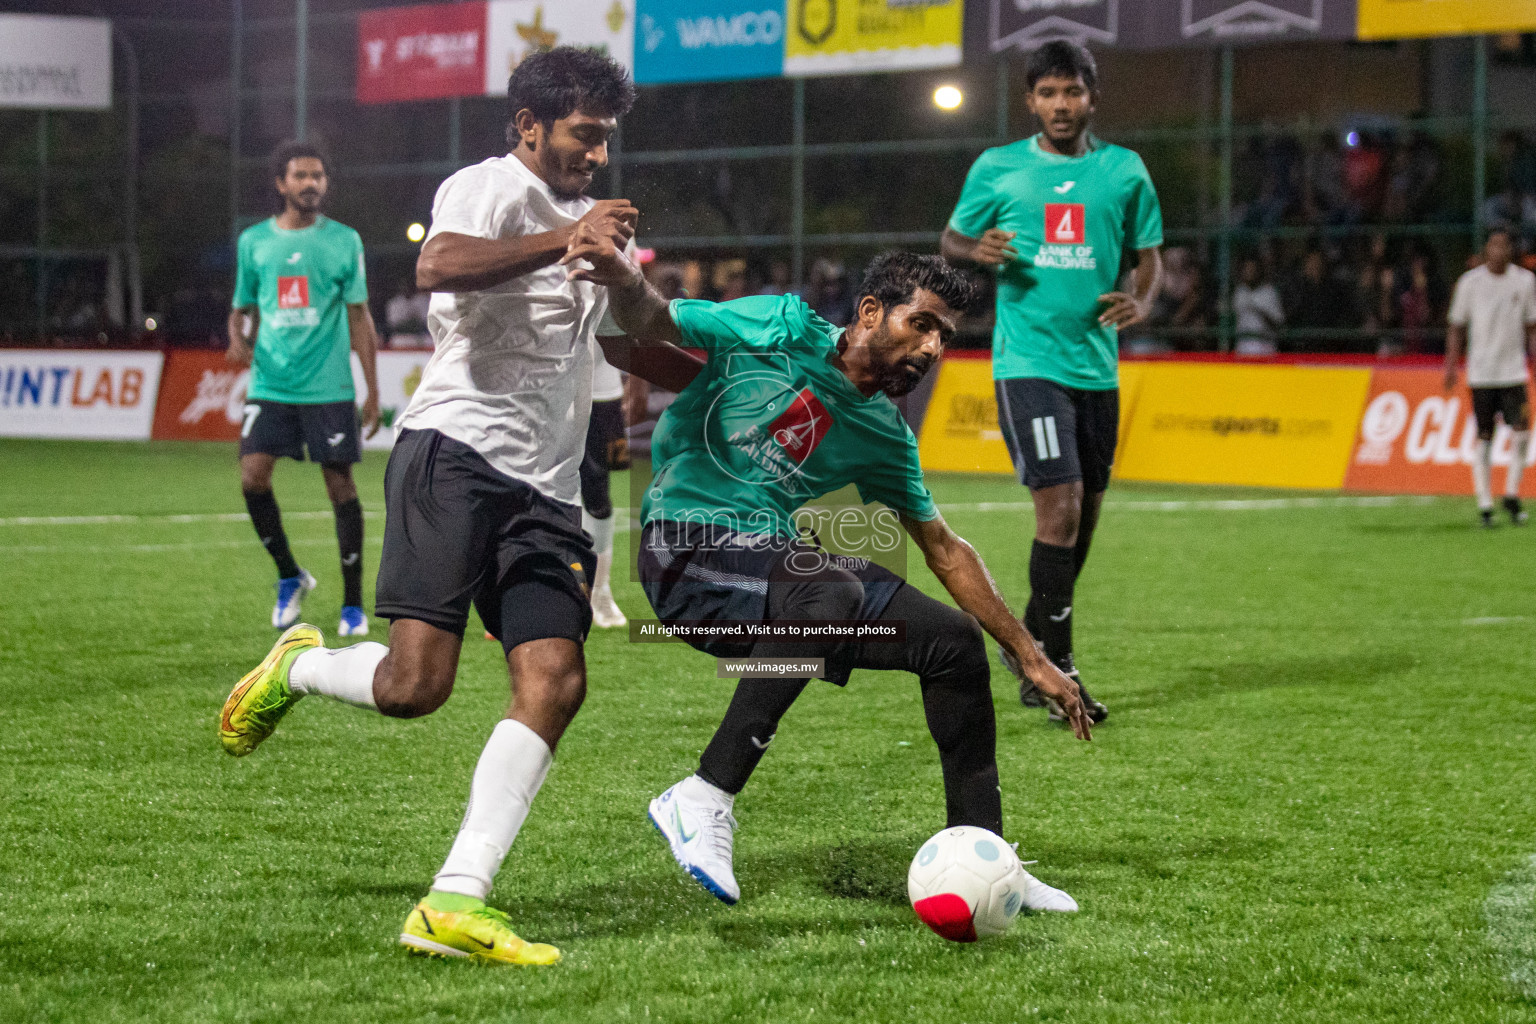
[
  {"left": 1046, "top": 673, "right": 1109, "bottom": 725},
  {"left": 997, "top": 642, "right": 1050, "bottom": 708},
  {"left": 1504, "top": 497, "right": 1528, "bottom": 526},
  {"left": 1480, "top": 508, "right": 1497, "bottom": 530}
]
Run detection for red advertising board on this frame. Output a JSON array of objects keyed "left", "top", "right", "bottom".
[
  {"left": 151, "top": 349, "right": 247, "bottom": 442},
  {"left": 357, "top": 1, "right": 487, "bottom": 105},
  {"left": 1344, "top": 367, "right": 1536, "bottom": 496}
]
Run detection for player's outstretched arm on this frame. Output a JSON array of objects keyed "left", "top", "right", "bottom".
[
  {"left": 564, "top": 222, "right": 705, "bottom": 393},
  {"left": 902, "top": 512, "right": 1093, "bottom": 741},
  {"left": 416, "top": 199, "right": 638, "bottom": 293}
]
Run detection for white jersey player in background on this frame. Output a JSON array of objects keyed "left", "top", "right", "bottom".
[
  {"left": 218, "top": 47, "right": 676, "bottom": 967},
  {"left": 1445, "top": 227, "right": 1536, "bottom": 527}
]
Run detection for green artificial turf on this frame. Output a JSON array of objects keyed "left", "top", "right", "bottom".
[{"left": 1, "top": 438, "right": 1534, "bottom": 1023}]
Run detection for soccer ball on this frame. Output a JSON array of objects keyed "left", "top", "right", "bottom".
[{"left": 907, "top": 826, "right": 1025, "bottom": 941}]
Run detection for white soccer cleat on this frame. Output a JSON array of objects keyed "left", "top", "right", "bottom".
[
  {"left": 271, "top": 569, "right": 317, "bottom": 629},
  {"left": 648, "top": 776, "right": 740, "bottom": 904},
  {"left": 591, "top": 584, "right": 627, "bottom": 629},
  {"left": 1017, "top": 868, "right": 1079, "bottom": 912},
  {"left": 338, "top": 605, "right": 369, "bottom": 637}
]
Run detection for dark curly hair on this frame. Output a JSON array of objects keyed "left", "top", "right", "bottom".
[
  {"left": 857, "top": 252, "right": 978, "bottom": 316},
  {"left": 505, "top": 46, "right": 636, "bottom": 146},
  {"left": 269, "top": 139, "right": 329, "bottom": 182},
  {"left": 1026, "top": 40, "right": 1098, "bottom": 92}
]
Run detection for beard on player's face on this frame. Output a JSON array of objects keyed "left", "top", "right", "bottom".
[
  {"left": 868, "top": 318, "right": 938, "bottom": 398},
  {"left": 531, "top": 113, "right": 614, "bottom": 199}
]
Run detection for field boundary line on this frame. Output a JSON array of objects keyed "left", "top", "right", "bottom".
[{"left": 1487, "top": 852, "right": 1536, "bottom": 1000}]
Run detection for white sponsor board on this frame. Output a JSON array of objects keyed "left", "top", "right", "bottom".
[
  {"left": 0, "top": 15, "right": 112, "bottom": 111},
  {"left": 0, "top": 350, "right": 163, "bottom": 439},
  {"left": 484, "top": 0, "right": 635, "bottom": 94}
]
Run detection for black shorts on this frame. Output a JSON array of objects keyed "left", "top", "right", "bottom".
[
  {"left": 637, "top": 520, "right": 904, "bottom": 683},
  {"left": 579, "top": 399, "right": 627, "bottom": 520},
  {"left": 996, "top": 377, "right": 1119, "bottom": 492},
  {"left": 374, "top": 428, "right": 595, "bottom": 651},
  {"left": 1472, "top": 385, "right": 1531, "bottom": 438},
  {"left": 239, "top": 399, "right": 361, "bottom": 465}
]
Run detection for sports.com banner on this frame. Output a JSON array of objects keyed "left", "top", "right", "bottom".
[
  {"left": 151, "top": 349, "right": 433, "bottom": 452},
  {"left": 917, "top": 356, "right": 1523, "bottom": 497},
  {"left": 0, "top": 350, "right": 163, "bottom": 440}
]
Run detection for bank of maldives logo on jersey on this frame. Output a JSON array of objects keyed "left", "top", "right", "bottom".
[
  {"left": 1037, "top": 202, "right": 1097, "bottom": 270},
  {"left": 769, "top": 387, "right": 831, "bottom": 464},
  {"left": 277, "top": 275, "right": 309, "bottom": 309},
  {"left": 272, "top": 275, "right": 321, "bottom": 328}
]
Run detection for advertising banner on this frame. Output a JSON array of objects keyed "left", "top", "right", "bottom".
[
  {"left": 989, "top": 0, "right": 1120, "bottom": 53},
  {"left": 785, "top": 0, "right": 963, "bottom": 76},
  {"left": 0, "top": 350, "right": 163, "bottom": 440},
  {"left": 1343, "top": 368, "right": 1536, "bottom": 496},
  {"left": 357, "top": 1, "right": 488, "bottom": 105},
  {"left": 485, "top": 0, "right": 636, "bottom": 94},
  {"left": 916, "top": 357, "right": 1015, "bottom": 475},
  {"left": 151, "top": 349, "right": 432, "bottom": 451},
  {"left": 0, "top": 14, "right": 111, "bottom": 111},
  {"left": 1137, "top": 0, "right": 1356, "bottom": 48},
  {"left": 1357, "top": 0, "right": 1536, "bottom": 40},
  {"left": 635, "top": 0, "right": 787, "bottom": 84},
  {"left": 1113, "top": 363, "right": 1372, "bottom": 489}
]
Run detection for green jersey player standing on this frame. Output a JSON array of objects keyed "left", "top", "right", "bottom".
[
  {"left": 228, "top": 141, "right": 381, "bottom": 637},
  {"left": 942, "top": 41, "right": 1164, "bottom": 723}
]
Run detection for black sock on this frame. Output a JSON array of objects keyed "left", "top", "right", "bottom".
[
  {"left": 334, "top": 497, "right": 364, "bottom": 608},
  {"left": 1073, "top": 532, "right": 1092, "bottom": 580},
  {"left": 697, "top": 678, "right": 810, "bottom": 794},
  {"left": 1029, "top": 539, "right": 1077, "bottom": 671},
  {"left": 244, "top": 489, "right": 300, "bottom": 579}
]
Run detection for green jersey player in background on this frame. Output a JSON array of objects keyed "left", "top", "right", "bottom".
[
  {"left": 942, "top": 41, "right": 1163, "bottom": 724},
  {"left": 228, "top": 141, "right": 381, "bottom": 636}
]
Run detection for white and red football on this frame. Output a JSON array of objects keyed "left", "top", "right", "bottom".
[{"left": 907, "top": 826, "right": 1025, "bottom": 942}]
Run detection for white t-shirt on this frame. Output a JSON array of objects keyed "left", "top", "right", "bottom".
[
  {"left": 1450, "top": 263, "right": 1536, "bottom": 387},
  {"left": 592, "top": 342, "right": 624, "bottom": 402},
  {"left": 1233, "top": 283, "right": 1284, "bottom": 342},
  {"left": 398, "top": 155, "right": 623, "bottom": 505}
]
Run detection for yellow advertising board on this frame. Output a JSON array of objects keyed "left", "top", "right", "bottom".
[
  {"left": 784, "top": 0, "right": 963, "bottom": 76},
  {"left": 1357, "top": 0, "right": 1536, "bottom": 39},
  {"left": 1113, "top": 363, "right": 1373, "bottom": 490},
  {"left": 916, "top": 358, "right": 1015, "bottom": 475}
]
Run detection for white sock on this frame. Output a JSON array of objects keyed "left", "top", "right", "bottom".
[
  {"left": 288, "top": 642, "right": 384, "bottom": 709},
  {"left": 1508, "top": 431, "right": 1531, "bottom": 497},
  {"left": 432, "top": 719, "right": 553, "bottom": 900},
  {"left": 583, "top": 510, "right": 615, "bottom": 557},
  {"left": 681, "top": 772, "right": 735, "bottom": 811},
  {"left": 1474, "top": 439, "right": 1494, "bottom": 510}
]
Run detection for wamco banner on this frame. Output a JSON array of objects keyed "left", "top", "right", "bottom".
[{"left": 0, "top": 14, "right": 111, "bottom": 111}]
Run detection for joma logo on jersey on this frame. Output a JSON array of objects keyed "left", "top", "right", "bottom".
[
  {"left": 277, "top": 276, "right": 310, "bottom": 309},
  {"left": 1045, "top": 203, "right": 1085, "bottom": 245},
  {"left": 767, "top": 387, "right": 831, "bottom": 464}
]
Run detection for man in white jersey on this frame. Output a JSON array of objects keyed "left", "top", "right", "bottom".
[
  {"left": 582, "top": 343, "right": 629, "bottom": 626},
  {"left": 218, "top": 48, "right": 650, "bottom": 966},
  {"left": 1445, "top": 227, "right": 1536, "bottom": 527}
]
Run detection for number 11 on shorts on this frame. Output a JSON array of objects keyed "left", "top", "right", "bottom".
[{"left": 1031, "top": 416, "right": 1061, "bottom": 461}]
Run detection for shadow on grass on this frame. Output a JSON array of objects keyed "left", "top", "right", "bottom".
[{"left": 1111, "top": 651, "right": 1417, "bottom": 712}]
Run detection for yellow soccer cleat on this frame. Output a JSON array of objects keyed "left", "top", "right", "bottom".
[
  {"left": 219, "top": 623, "right": 322, "bottom": 757},
  {"left": 400, "top": 895, "right": 561, "bottom": 966}
]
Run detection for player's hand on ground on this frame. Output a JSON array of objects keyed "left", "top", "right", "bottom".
[
  {"left": 561, "top": 222, "right": 643, "bottom": 290},
  {"left": 1027, "top": 659, "right": 1094, "bottom": 741},
  {"left": 573, "top": 199, "right": 639, "bottom": 250},
  {"left": 226, "top": 338, "right": 252, "bottom": 366},
  {"left": 1098, "top": 291, "right": 1149, "bottom": 330},
  {"left": 359, "top": 393, "right": 381, "bottom": 440},
  {"left": 972, "top": 229, "right": 1019, "bottom": 267}
]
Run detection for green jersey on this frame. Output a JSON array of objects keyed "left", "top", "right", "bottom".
[
  {"left": 643, "top": 294, "right": 939, "bottom": 539},
  {"left": 949, "top": 135, "right": 1163, "bottom": 390},
  {"left": 233, "top": 215, "right": 368, "bottom": 404}
]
